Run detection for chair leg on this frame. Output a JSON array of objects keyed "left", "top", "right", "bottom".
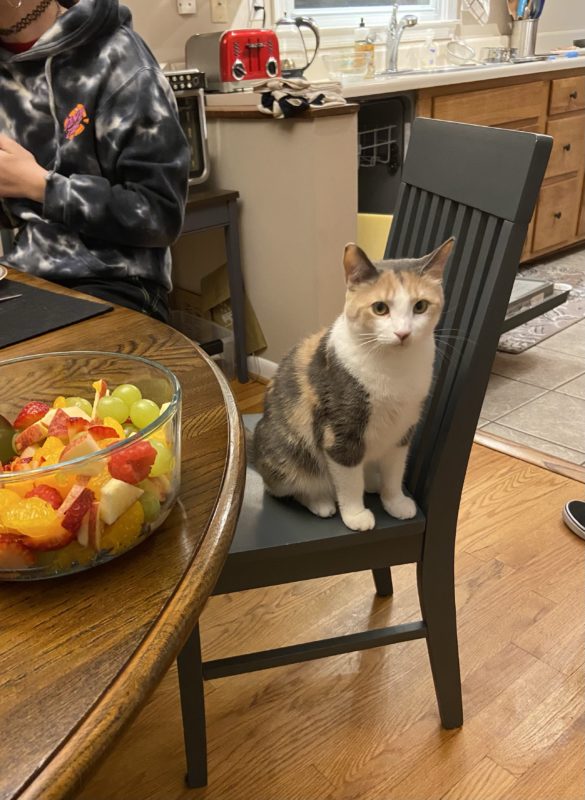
[
  {"left": 177, "top": 623, "right": 208, "bottom": 787},
  {"left": 372, "top": 568, "right": 393, "bottom": 597},
  {"left": 224, "top": 198, "right": 249, "bottom": 383},
  {"left": 417, "top": 562, "right": 463, "bottom": 729}
]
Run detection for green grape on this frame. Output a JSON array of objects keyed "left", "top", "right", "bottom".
[
  {"left": 149, "top": 439, "right": 173, "bottom": 477},
  {"left": 112, "top": 383, "right": 142, "bottom": 407},
  {"left": 123, "top": 423, "right": 139, "bottom": 439},
  {"left": 96, "top": 396, "right": 129, "bottom": 424},
  {"left": 64, "top": 396, "right": 93, "bottom": 417},
  {"left": 0, "top": 415, "right": 15, "bottom": 465},
  {"left": 139, "top": 490, "right": 161, "bottom": 522},
  {"left": 130, "top": 399, "right": 159, "bottom": 429}
]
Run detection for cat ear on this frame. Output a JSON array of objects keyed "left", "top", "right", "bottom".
[
  {"left": 343, "top": 244, "right": 378, "bottom": 287},
  {"left": 419, "top": 237, "right": 455, "bottom": 282}
]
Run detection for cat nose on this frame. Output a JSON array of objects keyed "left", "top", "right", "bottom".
[{"left": 395, "top": 330, "right": 411, "bottom": 343}]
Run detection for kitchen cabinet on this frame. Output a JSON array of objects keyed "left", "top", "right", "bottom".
[
  {"left": 204, "top": 104, "right": 359, "bottom": 363},
  {"left": 417, "top": 67, "right": 585, "bottom": 263}
]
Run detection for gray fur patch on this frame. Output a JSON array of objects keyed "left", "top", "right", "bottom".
[{"left": 309, "top": 332, "right": 370, "bottom": 468}]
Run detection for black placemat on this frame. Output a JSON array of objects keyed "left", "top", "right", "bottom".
[{"left": 0, "top": 279, "right": 113, "bottom": 349}]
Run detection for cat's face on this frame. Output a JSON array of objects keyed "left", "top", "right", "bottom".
[{"left": 342, "top": 239, "right": 454, "bottom": 348}]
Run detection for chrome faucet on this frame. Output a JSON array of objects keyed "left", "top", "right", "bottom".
[{"left": 386, "top": 4, "right": 418, "bottom": 72}]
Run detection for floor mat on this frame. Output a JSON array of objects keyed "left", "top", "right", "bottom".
[{"left": 498, "top": 248, "right": 585, "bottom": 354}]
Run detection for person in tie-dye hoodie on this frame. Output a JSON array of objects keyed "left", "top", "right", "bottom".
[{"left": 0, "top": 0, "right": 190, "bottom": 321}]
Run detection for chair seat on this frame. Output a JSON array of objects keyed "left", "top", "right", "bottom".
[{"left": 213, "top": 415, "right": 426, "bottom": 594}]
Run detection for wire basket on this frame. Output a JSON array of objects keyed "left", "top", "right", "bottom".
[{"left": 358, "top": 124, "right": 396, "bottom": 168}]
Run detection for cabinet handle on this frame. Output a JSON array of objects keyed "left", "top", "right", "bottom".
[
  {"left": 569, "top": 91, "right": 578, "bottom": 99},
  {"left": 563, "top": 143, "right": 572, "bottom": 151},
  {"left": 554, "top": 211, "right": 562, "bottom": 219}
]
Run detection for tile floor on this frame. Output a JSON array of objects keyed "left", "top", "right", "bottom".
[{"left": 479, "top": 249, "right": 585, "bottom": 465}]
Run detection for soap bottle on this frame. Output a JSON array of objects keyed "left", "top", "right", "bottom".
[
  {"left": 420, "top": 30, "right": 438, "bottom": 69},
  {"left": 354, "top": 18, "right": 375, "bottom": 78}
]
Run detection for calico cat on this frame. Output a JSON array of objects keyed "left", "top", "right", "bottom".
[{"left": 252, "top": 238, "right": 454, "bottom": 531}]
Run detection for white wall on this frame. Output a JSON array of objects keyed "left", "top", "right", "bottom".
[
  {"left": 127, "top": 0, "right": 585, "bottom": 63},
  {"left": 124, "top": 0, "right": 248, "bottom": 64}
]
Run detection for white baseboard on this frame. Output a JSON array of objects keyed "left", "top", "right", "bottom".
[{"left": 247, "top": 355, "right": 279, "bottom": 381}]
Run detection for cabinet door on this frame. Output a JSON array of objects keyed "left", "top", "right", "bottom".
[
  {"left": 533, "top": 176, "right": 581, "bottom": 252},
  {"left": 432, "top": 82, "right": 548, "bottom": 128},
  {"left": 545, "top": 114, "right": 585, "bottom": 179},
  {"left": 549, "top": 77, "right": 585, "bottom": 115}
]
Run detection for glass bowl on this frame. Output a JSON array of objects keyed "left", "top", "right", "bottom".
[
  {"left": 0, "top": 352, "right": 181, "bottom": 580},
  {"left": 322, "top": 52, "right": 373, "bottom": 82}
]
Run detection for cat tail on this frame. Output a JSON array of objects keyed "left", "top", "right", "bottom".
[{"left": 244, "top": 425, "right": 255, "bottom": 468}]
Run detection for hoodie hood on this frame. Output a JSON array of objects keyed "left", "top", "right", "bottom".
[{"left": 0, "top": 0, "right": 131, "bottom": 62}]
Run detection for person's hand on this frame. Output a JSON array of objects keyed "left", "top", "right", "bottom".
[{"left": 0, "top": 134, "right": 49, "bottom": 204}]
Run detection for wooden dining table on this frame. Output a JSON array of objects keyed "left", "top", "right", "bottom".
[{"left": 0, "top": 269, "right": 246, "bottom": 800}]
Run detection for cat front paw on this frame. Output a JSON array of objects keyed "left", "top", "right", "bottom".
[
  {"left": 307, "top": 499, "right": 337, "bottom": 518},
  {"left": 382, "top": 495, "right": 417, "bottom": 520},
  {"left": 341, "top": 508, "right": 376, "bottom": 531}
]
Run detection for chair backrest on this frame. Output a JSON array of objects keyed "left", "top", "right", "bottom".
[{"left": 385, "top": 118, "right": 552, "bottom": 526}]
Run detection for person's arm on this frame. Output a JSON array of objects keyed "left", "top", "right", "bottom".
[{"left": 43, "top": 67, "right": 190, "bottom": 248}]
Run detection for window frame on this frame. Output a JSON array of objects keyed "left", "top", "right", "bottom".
[{"left": 273, "top": 0, "right": 459, "bottom": 34}]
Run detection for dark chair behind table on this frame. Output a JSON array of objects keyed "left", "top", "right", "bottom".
[{"left": 176, "top": 118, "right": 553, "bottom": 787}]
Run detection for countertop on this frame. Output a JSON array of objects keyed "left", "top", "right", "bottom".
[{"left": 203, "top": 54, "right": 585, "bottom": 108}]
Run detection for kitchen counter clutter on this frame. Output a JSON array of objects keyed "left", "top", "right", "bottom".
[{"left": 203, "top": 53, "right": 585, "bottom": 104}]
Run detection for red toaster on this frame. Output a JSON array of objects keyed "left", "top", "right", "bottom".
[{"left": 186, "top": 30, "right": 280, "bottom": 92}]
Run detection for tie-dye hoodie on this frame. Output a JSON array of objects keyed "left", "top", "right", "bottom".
[{"left": 0, "top": 0, "right": 190, "bottom": 291}]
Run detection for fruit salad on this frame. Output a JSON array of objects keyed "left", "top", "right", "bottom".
[{"left": 0, "top": 377, "right": 179, "bottom": 579}]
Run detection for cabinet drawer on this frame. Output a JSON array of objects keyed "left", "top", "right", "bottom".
[
  {"left": 546, "top": 114, "right": 585, "bottom": 178},
  {"left": 433, "top": 82, "right": 547, "bottom": 127},
  {"left": 533, "top": 177, "right": 581, "bottom": 251},
  {"left": 549, "top": 76, "right": 585, "bottom": 115}
]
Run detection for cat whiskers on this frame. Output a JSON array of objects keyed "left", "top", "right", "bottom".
[
  {"left": 356, "top": 335, "right": 384, "bottom": 353},
  {"left": 433, "top": 331, "right": 476, "bottom": 367}
]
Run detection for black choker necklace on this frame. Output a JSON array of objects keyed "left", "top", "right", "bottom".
[{"left": 0, "top": 0, "right": 55, "bottom": 37}]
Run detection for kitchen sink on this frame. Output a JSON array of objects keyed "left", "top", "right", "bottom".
[{"left": 375, "top": 55, "right": 550, "bottom": 78}]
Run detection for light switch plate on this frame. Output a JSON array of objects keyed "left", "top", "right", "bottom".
[
  {"left": 210, "top": 0, "right": 229, "bottom": 23},
  {"left": 177, "top": 0, "right": 196, "bottom": 14}
]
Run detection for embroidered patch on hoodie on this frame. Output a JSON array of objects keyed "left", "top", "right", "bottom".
[{"left": 64, "top": 103, "right": 90, "bottom": 140}]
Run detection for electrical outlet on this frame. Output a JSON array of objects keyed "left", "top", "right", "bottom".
[
  {"left": 177, "top": 0, "right": 196, "bottom": 14},
  {"left": 210, "top": 0, "right": 228, "bottom": 24}
]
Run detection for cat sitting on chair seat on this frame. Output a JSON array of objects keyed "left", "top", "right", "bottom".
[{"left": 252, "top": 238, "right": 454, "bottom": 531}]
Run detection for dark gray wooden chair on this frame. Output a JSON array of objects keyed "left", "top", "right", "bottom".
[{"left": 177, "top": 118, "right": 552, "bottom": 787}]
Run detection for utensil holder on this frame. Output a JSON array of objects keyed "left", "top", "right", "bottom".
[{"left": 510, "top": 19, "right": 538, "bottom": 57}]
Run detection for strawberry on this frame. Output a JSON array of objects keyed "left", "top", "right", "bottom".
[
  {"left": 88, "top": 425, "right": 119, "bottom": 441},
  {"left": 60, "top": 487, "right": 95, "bottom": 534},
  {"left": 25, "top": 484, "right": 63, "bottom": 510},
  {"left": 109, "top": 440, "right": 156, "bottom": 484},
  {"left": 66, "top": 417, "right": 90, "bottom": 441},
  {"left": 0, "top": 534, "right": 35, "bottom": 568},
  {"left": 13, "top": 401, "right": 51, "bottom": 431}
]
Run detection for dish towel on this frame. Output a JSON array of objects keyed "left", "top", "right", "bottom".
[{"left": 254, "top": 77, "right": 346, "bottom": 119}]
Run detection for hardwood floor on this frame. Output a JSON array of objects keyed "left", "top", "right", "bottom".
[{"left": 77, "top": 379, "right": 584, "bottom": 800}]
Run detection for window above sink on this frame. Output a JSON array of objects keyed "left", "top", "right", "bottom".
[{"left": 273, "top": 0, "right": 458, "bottom": 35}]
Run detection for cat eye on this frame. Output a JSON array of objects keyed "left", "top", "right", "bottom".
[
  {"left": 413, "top": 300, "right": 429, "bottom": 314},
  {"left": 372, "top": 301, "right": 390, "bottom": 316}
]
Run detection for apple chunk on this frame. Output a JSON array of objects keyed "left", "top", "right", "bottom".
[
  {"left": 13, "top": 421, "right": 48, "bottom": 453},
  {"left": 99, "top": 479, "right": 143, "bottom": 525},
  {"left": 59, "top": 432, "right": 102, "bottom": 476}
]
